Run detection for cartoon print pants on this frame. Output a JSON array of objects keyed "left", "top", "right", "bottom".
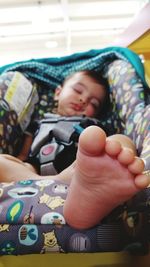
[{"left": 0, "top": 178, "right": 149, "bottom": 255}]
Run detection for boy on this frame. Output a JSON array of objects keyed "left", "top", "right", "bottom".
[
  {"left": 0, "top": 70, "right": 149, "bottom": 229},
  {"left": 17, "top": 70, "right": 109, "bottom": 161}
]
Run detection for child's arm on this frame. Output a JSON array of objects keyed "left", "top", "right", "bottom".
[{"left": 17, "top": 134, "right": 33, "bottom": 161}]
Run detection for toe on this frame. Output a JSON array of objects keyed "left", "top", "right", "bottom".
[
  {"left": 79, "top": 126, "right": 106, "bottom": 155},
  {"left": 128, "top": 157, "right": 145, "bottom": 174},
  {"left": 117, "top": 148, "right": 135, "bottom": 165},
  {"left": 134, "top": 174, "right": 150, "bottom": 189},
  {"left": 105, "top": 139, "right": 122, "bottom": 156}
]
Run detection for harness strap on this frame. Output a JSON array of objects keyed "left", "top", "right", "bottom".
[
  {"left": 29, "top": 114, "right": 112, "bottom": 175},
  {"left": 31, "top": 122, "right": 56, "bottom": 155},
  {"left": 39, "top": 140, "right": 64, "bottom": 175},
  {"left": 53, "top": 121, "right": 79, "bottom": 143}
]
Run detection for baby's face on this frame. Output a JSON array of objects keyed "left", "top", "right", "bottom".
[{"left": 55, "top": 72, "right": 106, "bottom": 117}]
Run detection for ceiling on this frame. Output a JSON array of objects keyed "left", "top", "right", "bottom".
[{"left": 0, "top": 0, "right": 149, "bottom": 66}]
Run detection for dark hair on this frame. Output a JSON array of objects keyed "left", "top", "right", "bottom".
[
  {"left": 63, "top": 70, "right": 110, "bottom": 119},
  {"left": 63, "top": 70, "right": 108, "bottom": 87}
]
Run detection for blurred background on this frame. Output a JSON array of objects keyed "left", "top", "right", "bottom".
[{"left": 0, "top": 0, "right": 149, "bottom": 66}]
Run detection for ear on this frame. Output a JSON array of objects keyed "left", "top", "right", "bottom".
[{"left": 54, "top": 85, "right": 62, "bottom": 101}]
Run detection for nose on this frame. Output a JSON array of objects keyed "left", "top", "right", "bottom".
[{"left": 79, "top": 95, "right": 88, "bottom": 105}]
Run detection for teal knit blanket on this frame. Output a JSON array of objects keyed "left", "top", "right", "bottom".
[{"left": 0, "top": 46, "right": 148, "bottom": 91}]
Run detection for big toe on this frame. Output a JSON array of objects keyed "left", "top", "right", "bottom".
[{"left": 79, "top": 126, "right": 106, "bottom": 155}]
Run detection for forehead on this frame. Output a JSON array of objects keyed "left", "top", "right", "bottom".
[
  {"left": 64, "top": 72, "right": 106, "bottom": 96},
  {"left": 65, "top": 72, "right": 96, "bottom": 84}
]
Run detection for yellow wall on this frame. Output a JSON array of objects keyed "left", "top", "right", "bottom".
[
  {"left": 128, "top": 30, "right": 150, "bottom": 86},
  {"left": 112, "top": 3, "right": 150, "bottom": 86}
]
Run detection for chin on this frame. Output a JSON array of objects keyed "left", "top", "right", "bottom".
[{"left": 65, "top": 110, "right": 77, "bottom": 116}]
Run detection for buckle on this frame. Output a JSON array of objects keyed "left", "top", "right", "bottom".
[{"left": 39, "top": 140, "right": 64, "bottom": 164}]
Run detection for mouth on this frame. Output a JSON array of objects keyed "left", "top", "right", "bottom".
[{"left": 71, "top": 103, "right": 84, "bottom": 112}]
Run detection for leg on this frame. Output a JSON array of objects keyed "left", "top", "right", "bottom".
[
  {"left": 0, "top": 154, "right": 41, "bottom": 182},
  {"left": 63, "top": 126, "right": 150, "bottom": 229},
  {"left": 0, "top": 154, "right": 73, "bottom": 183}
]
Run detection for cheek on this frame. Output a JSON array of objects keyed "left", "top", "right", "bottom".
[
  {"left": 59, "top": 91, "right": 75, "bottom": 103},
  {"left": 84, "top": 106, "right": 96, "bottom": 117},
  {"left": 58, "top": 91, "right": 75, "bottom": 112},
  {"left": 59, "top": 93, "right": 70, "bottom": 106}
]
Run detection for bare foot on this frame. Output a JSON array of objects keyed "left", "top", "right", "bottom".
[{"left": 63, "top": 126, "right": 150, "bottom": 229}]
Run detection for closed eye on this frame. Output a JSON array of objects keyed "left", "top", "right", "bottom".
[
  {"left": 73, "top": 87, "right": 82, "bottom": 94},
  {"left": 90, "top": 98, "right": 100, "bottom": 109},
  {"left": 72, "top": 83, "right": 85, "bottom": 94}
]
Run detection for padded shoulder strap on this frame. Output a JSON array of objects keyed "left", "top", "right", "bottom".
[{"left": 29, "top": 114, "right": 110, "bottom": 175}]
